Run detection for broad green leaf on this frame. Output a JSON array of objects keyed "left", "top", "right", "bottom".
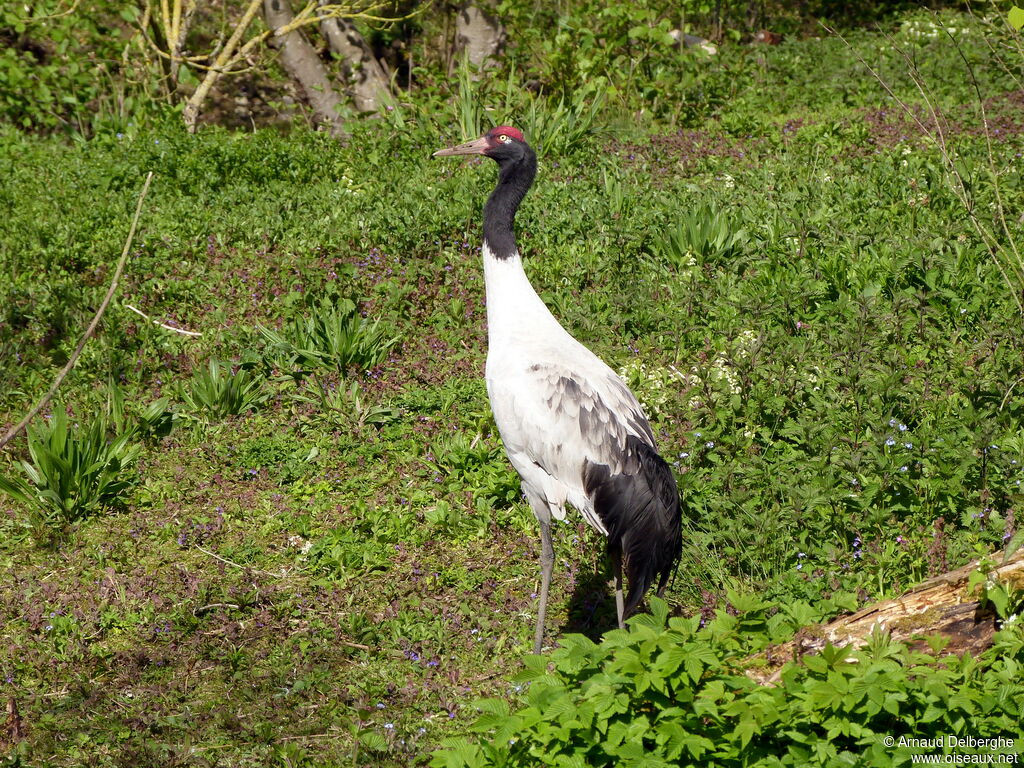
[{"left": 1009, "top": 5, "right": 1024, "bottom": 30}]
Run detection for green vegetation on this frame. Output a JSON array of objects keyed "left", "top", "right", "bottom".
[
  {"left": 0, "top": 410, "right": 141, "bottom": 538},
  {"left": 2, "top": 2, "right": 1024, "bottom": 766},
  {"left": 180, "top": 359, "right": 269, "bottom": 419},
  {"left": 259, "top": 296, "right": 399, "bottom": 377},
  {"left": 432, "top": 597, "right": 1024, "bottom": 767}
]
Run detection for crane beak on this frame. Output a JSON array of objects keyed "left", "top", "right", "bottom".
[{"left": 433, "top": 136, "right": 490, "bottom": 157}]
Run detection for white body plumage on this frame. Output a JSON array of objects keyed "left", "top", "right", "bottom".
[
  {"left": 483, "top": 243, "right": 655, "bottom": 536},
  {"left": 435, "top": 126, "right": 681, "bottom": 653}
]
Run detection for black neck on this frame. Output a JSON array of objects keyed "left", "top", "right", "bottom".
[{"left": 483, "top": 146, "right": 537, "bottom": 261}]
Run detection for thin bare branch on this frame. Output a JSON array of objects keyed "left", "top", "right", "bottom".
[
  {"left": 0, "top": 173, "right": 154, "bottom": 452},
  {"left": 825, "top": 22, "right": 1024, "bottom": 315},
  {"left": 195, "top": 544, "right": 285, "bottom": 578},
  {"left": 937, "top": 11, "right": 1024, "bottom": 283},
  {"left": 124, "top": 304, "right": 203, "bottom": 337},
  {"left": 17, "top": 0, "right": 82, "bottom": 22},
  {"left": 183, "top": 0, "right": 264, "bottom": 131}
]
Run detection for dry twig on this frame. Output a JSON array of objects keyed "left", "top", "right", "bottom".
[{"left": 124, "top": 303, "right": 203, "bottom": 336}]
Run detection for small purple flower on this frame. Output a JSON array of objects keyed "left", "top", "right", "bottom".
[{"left": 886, "top": 437, "right": 896, "bottom": 447}]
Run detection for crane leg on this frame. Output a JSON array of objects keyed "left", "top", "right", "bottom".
[
  {"left": 612, "top": 549, "right": 625, "bottom": 629},
  {"left": 534, "top": 519, "right": 554, "bottom": 654}
]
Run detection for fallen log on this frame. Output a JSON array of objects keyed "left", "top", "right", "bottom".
[{"left": 746, "top": 548, "right": 1024, "bottom": 685}]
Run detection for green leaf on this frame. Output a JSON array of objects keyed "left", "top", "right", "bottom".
[
  {"left": 358, "top": 730, "right": 387, "bottom": 751},
  {"left": 648, "top": 596, "right": 669, "bottom": 627},
  {"left": 1004, "top": 529, "right": 1024, "bottom": 561},
  {"left": 655, "top": 644, "right": 688, "bottom": 678},
  {"left": 802, "top": 655, "right": 829, "bottom": 674},
  {"left": 733, "top": 716, "right": 758, "bottom": 749},
  {"left": 1009, "top": 5, "right": 1024, "bottom": 30},
  {"left": 0, "top": 473, "right": 31, "bottom": 504},
  {"left": 473, "top": 698, "right": 511, "bottom": 718},
  {"left": 986, "top": 582, "right": 1010, "bottom": 617}
]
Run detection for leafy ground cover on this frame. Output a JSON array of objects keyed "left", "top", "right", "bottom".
[{"left": 2, "top": 10, "right": 1024, "bottom": 766}]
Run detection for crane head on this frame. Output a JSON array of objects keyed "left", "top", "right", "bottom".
[{"left": 434, "top": 126, "right": 527, "bottom": 160}]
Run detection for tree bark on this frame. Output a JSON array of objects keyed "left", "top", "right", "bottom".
[
  {"left": 262, "top": 0, "right": 348, "bottom": 138},
  {"left": 318, "top": 0, "right": 391, "bottom": 114},
  {"left": 168, "top": 0, "right": 197, "bottom": 86},
  {"left": 746, "top": 549, "right": 1024, "bottom": 686},
  {"left": 454, "top": 2, "right": 505, "bottom": 72}
]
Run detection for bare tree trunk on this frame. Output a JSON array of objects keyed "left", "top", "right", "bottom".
[
  {"left": 263, "top": 0, "right": 348, "bottom": 138},
  {"left": 453, "top": 2, "right": 505, "bottom": 73},
  {"left": 317, "top": 0, "right": 391, "bottom": 114},
  {"left": 746, "top": 548, "right": 1024, "bottom": 686}
]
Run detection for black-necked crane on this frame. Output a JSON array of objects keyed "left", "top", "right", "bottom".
[{"left": 435, "top": 126, "right": 682, "bottom": 654}]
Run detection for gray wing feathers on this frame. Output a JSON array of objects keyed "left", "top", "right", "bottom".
[{"left": 493, "top": 361, "right": 655, "bottom": 481}]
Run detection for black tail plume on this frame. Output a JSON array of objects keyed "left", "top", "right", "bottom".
[{"left": 583, "top": 436, "right": 683, "bottom": 617}]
